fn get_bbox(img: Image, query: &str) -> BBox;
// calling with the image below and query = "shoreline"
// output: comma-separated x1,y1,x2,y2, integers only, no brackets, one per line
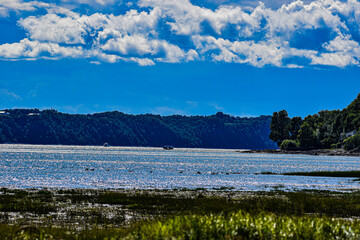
4,143,359,156
238,148,360,156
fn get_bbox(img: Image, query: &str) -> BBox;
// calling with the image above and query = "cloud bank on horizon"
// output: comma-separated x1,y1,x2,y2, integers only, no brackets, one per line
0,0,360,67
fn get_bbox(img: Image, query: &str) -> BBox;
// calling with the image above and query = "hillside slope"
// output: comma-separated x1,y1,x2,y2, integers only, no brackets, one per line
0,110,277,149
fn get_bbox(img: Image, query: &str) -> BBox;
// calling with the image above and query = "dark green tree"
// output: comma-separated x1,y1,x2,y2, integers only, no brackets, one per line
289,117,303,139
297,122,317,149
269,110,291,146
343,133,360,150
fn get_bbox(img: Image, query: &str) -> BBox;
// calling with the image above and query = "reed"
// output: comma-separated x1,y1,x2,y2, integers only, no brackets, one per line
128,211,360,240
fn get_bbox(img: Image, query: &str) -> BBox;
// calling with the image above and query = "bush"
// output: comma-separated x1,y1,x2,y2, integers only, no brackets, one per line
280,139,299,151
343,134,360,151
330,143,342,149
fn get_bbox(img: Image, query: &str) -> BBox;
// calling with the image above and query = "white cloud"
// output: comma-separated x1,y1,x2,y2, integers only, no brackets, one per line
20,14,86,44
151,106,187,115
0,38,85,59
192,35,287,67
311,52,357,67
185,49,199,61
59,0,118,6
139,0,261,37
0,0,360,67
129,57,155,66
0,8,7,17
0,89,22,101
0,0,49,17
323,35,360,58
101,34,187,62
209,102,224,112
311,36,360,67
101,35,153,55
0,0,37,12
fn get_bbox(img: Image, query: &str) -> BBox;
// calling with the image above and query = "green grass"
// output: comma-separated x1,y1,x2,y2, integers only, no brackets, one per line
92,190,360,217
0,224,127,240
0,189,56,214
128,211,360,240
1,211,359,240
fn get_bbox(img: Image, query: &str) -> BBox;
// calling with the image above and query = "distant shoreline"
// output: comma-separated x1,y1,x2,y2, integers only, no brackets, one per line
1,143,359,156
237,149,360,157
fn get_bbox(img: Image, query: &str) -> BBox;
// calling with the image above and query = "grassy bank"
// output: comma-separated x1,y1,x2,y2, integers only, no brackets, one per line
0,188,360,239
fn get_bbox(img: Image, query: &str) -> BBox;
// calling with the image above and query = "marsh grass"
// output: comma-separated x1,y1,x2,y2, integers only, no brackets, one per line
0,189,360,239
1,211,359,240
0,224,127,240
0,189,56,214
128,211,360,240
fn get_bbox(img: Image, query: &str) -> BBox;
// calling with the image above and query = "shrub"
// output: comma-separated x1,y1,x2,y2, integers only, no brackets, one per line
280,139,299,151
330,143,342,149
343,133,360,151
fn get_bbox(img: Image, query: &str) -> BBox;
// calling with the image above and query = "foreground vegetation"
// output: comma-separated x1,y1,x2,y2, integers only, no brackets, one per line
2,211,360,240
0,188,360,239
129,211,360,240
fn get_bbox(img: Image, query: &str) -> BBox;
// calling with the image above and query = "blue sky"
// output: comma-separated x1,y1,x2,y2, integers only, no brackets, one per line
0,0,360,117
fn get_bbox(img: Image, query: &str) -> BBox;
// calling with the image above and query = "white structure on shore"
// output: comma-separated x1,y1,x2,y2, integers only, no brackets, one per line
0,111,9,116
28,113,40,116
340,130,357,140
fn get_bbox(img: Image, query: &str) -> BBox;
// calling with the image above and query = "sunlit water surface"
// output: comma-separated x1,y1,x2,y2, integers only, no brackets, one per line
0,144,359,192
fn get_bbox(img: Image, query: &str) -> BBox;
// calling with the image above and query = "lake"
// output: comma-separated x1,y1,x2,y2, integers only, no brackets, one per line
0,144,359,191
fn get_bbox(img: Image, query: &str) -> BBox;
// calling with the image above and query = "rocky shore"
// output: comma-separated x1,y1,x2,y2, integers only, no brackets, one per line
237,148,360,156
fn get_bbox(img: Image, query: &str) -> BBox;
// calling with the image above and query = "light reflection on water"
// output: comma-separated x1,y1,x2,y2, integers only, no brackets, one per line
0,144,359,191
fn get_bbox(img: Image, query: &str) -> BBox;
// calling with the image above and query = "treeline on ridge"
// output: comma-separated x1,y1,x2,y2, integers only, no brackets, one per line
269,93,360,151
0,110,276,149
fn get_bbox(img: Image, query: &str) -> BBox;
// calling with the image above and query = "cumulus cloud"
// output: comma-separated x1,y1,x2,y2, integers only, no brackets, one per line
192,35,287,66
139,0,262,36
0,38,85,59
20,14,86,44
60,0,118,5
0,0,38,16
0,0,51,17
0,0,360,67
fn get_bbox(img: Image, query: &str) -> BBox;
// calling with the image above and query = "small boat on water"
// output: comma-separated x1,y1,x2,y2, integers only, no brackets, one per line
163,145,174,150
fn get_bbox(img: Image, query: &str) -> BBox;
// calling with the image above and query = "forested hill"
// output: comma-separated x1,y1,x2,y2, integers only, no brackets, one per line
0,110,277,149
